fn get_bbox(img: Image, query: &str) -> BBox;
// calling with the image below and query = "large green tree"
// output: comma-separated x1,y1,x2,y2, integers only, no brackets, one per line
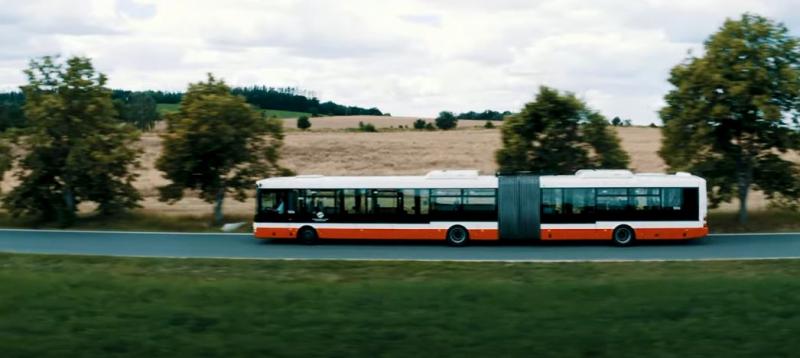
115,92,160,131
3,56,142,224
659,14,800,224
496,86,630,174
157,74,291,224
0,137,10,192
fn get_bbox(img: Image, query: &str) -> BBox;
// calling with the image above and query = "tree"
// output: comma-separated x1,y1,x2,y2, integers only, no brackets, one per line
622,119,632,127
156,74,291,224
116,92,160,131
413,119,426,130
659,13,800,224
0,137,10,193
611,116,622,126
297,115,311,130
435,111,457,130
496,86,630,174
3,56,142,224
357,121,377,132
582,113,631,168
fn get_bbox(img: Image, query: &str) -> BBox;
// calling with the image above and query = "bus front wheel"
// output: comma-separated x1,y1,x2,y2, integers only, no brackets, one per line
297,227,318,245
446,226,469,247
612,226,635,246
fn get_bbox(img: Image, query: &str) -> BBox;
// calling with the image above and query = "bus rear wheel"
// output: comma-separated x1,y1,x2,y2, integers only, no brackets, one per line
446,226,469,247
612,226,635,246
297,227,318,245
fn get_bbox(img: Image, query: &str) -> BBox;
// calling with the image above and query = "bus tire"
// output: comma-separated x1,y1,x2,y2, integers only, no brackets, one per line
612,225,635,246
297,226,318,245
446,226,469,247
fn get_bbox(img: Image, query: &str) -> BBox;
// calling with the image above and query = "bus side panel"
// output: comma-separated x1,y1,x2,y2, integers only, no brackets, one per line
635,227,708,240
254,227,296,239
541,229,612,240
317,227,499,240
539,226,707,241
254,224,500,241
317,228,444,240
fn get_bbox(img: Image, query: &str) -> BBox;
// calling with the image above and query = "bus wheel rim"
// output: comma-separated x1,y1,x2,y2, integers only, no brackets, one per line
450,229,466,243
615,229,631,243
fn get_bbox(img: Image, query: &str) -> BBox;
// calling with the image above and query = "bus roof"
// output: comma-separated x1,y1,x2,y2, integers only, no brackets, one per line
256,170,705,189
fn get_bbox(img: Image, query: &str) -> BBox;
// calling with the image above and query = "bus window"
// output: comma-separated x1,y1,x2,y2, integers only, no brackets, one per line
541,189,563,214
401,189,416,215
418,189,430,215
369,190,399,215
629,188,661,211
432,189,461,212
343,189,364,215
259,190,277,213
663,188,683,210
308,190,338,217
563,188,595,215
463,189,495,212
259,190,292,214
597,188,627,211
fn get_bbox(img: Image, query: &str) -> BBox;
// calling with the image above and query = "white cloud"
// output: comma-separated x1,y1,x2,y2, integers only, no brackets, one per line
0,0,798,123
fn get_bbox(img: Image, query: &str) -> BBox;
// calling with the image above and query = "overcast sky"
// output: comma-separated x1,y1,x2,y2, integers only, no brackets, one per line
1,0,799,124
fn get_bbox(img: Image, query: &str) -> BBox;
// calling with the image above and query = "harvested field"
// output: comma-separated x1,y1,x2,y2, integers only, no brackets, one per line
0,124,790,217
281,115,487,130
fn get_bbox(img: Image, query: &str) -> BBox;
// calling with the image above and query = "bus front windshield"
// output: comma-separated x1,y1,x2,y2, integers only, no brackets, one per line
259,190,288,215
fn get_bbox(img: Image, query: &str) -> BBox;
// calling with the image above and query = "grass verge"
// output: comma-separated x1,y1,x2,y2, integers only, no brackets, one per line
709,209,800,233
0,211,252,233
1,253,799,357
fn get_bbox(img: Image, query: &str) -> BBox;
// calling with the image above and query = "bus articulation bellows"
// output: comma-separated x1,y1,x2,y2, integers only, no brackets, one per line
254,170,708,246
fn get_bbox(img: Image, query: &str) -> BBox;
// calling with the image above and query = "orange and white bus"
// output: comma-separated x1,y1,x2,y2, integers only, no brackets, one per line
253,169,708,246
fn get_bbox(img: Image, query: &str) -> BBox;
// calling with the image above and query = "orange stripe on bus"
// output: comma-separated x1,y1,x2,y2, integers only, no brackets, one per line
255,226,707,241
255,227,500,240
634,227,708,240
540,227,707,240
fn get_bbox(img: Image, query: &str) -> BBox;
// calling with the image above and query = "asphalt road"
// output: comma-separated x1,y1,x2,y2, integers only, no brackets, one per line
0,229,799,262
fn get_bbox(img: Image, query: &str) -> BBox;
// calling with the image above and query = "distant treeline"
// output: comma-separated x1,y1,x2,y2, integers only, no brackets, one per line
455,110,512,121
0,86,385,131
232,86,383,116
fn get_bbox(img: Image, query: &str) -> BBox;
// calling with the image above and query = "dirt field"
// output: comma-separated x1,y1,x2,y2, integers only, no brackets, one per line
0,116,787,216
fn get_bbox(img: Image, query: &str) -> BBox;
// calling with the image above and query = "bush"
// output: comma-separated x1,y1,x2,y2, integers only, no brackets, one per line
484,121,495,129
297,115,311,130
435,111,457,130
358,121,377,132
649,123,658,128
425,122,435,130
413,119,427,130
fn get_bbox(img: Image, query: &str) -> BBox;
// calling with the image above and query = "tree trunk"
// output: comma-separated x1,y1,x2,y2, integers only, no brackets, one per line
737,178,749,225
735,150,752,225
213,187,225,225
60,187,76,227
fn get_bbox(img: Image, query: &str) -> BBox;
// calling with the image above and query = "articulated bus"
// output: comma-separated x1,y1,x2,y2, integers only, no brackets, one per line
253,169,708,246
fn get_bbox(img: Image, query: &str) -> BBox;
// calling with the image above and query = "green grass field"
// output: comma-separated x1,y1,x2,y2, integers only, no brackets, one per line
156,103,310,118
155,102,180,114
1,254,799,357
